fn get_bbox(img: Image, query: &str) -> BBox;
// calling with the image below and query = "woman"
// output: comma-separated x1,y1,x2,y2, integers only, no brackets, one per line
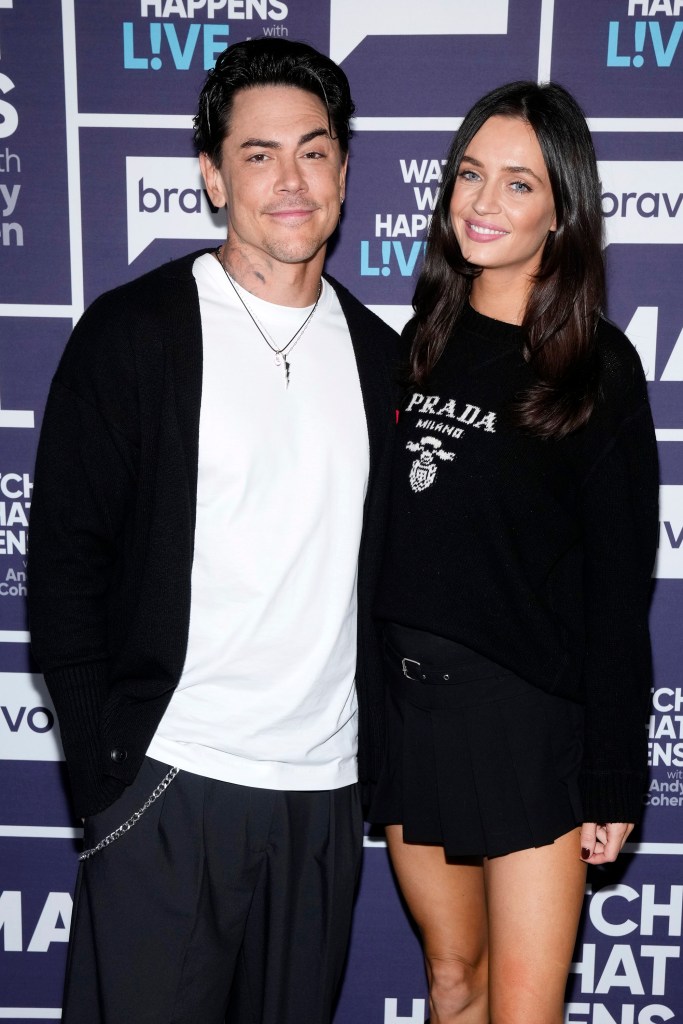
371,81,659,1024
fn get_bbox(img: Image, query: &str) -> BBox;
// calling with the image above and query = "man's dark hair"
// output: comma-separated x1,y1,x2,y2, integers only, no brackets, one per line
194,38,355,166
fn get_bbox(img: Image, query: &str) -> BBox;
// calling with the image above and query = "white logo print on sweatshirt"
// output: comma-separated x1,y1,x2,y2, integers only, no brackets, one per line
406,436,456,493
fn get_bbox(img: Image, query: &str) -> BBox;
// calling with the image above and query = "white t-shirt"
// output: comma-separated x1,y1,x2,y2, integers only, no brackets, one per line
147,253,369,790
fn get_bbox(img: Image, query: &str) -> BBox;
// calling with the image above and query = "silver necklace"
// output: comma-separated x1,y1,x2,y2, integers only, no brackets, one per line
215,248,322,389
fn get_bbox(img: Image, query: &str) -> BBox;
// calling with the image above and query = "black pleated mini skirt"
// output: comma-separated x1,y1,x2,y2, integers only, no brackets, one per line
369,623,584,859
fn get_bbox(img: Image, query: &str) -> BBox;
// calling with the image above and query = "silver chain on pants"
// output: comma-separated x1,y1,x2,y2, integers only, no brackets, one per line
79,765,180,861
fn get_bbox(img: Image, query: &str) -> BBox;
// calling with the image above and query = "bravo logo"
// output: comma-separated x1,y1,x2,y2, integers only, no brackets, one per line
126,156,224,262
0,672,64,760
598,162,683,246
655,487,683,579
329,0,508,64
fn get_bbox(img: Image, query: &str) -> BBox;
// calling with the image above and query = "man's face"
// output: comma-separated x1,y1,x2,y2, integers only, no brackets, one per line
200,84,347,272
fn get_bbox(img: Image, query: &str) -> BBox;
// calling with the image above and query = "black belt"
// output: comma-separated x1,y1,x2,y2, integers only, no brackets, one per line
383,634,510,685
383,637,459,683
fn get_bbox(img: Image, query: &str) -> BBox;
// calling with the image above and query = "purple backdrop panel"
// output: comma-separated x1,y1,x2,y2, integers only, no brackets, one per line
591,132,683,434
327,130,453,306
605,245,683,432
79,126,226,302
552,0,683,117
0,642,34,674
334,839,427,1024
74,0,330,115
0,838,77,1020
658,442,683,489
0,1,70,305
646,580,683,843
0,319,67,431
0,762,74,828
593,124,683,163
338,0,543,117
566,854,683,1021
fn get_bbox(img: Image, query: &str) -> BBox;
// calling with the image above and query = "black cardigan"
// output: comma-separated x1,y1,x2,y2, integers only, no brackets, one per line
28,251,398,818
376,304,659,824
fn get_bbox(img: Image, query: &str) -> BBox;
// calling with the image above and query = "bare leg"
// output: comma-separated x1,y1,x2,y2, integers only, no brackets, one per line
385,825,488,1024
485,827,586,1024
386,825,586,1024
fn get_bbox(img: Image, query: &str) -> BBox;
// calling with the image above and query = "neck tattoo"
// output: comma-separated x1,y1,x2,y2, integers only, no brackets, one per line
214,247,322,389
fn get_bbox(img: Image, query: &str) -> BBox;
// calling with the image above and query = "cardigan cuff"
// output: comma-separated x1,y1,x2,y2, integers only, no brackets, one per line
579,769,647,825
43,660,115,817
43,660,109,750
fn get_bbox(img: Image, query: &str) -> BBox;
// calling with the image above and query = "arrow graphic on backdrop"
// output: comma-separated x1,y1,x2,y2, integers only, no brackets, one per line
329,0,509,65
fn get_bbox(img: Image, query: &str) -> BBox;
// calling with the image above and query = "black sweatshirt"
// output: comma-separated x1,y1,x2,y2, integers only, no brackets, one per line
376,304,659,824
28,251,398,818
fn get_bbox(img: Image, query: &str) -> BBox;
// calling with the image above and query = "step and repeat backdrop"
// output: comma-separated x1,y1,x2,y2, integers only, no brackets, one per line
1,1,683,1021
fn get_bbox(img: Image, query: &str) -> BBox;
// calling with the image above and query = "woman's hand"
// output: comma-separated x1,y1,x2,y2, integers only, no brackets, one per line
580,822,634,864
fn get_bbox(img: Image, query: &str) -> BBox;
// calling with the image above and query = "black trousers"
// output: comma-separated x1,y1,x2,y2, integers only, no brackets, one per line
63,758,362,1024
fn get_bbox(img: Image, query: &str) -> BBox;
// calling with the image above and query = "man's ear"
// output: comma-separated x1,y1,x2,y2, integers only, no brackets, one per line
199,152,227,209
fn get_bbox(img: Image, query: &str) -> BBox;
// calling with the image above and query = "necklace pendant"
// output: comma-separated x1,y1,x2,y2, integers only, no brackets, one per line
215,254,319,390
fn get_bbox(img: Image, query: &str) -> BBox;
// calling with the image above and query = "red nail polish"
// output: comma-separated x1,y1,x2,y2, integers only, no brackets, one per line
581,847,590,859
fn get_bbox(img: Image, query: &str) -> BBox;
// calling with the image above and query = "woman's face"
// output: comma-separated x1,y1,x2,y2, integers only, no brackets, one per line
449,115,557,282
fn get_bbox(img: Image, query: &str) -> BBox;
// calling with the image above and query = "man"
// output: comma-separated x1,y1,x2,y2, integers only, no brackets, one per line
28,38,397,1024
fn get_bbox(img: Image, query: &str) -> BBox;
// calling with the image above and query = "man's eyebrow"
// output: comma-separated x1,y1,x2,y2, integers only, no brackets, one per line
298,128,331,146
239,128,331,151
240,138,279,150
460,153,544,183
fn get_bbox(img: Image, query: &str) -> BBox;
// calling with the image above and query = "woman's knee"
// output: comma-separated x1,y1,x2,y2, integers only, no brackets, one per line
426,949,487,1017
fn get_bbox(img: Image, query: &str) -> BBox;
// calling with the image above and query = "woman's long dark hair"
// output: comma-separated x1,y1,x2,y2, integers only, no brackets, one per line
411,81,605,438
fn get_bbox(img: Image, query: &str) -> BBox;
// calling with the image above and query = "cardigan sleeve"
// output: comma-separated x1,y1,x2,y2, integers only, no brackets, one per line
28,306,141,812
577,399,659,823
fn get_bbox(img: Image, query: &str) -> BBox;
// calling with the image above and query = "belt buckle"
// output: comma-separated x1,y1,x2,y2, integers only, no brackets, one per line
401,657,422,681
